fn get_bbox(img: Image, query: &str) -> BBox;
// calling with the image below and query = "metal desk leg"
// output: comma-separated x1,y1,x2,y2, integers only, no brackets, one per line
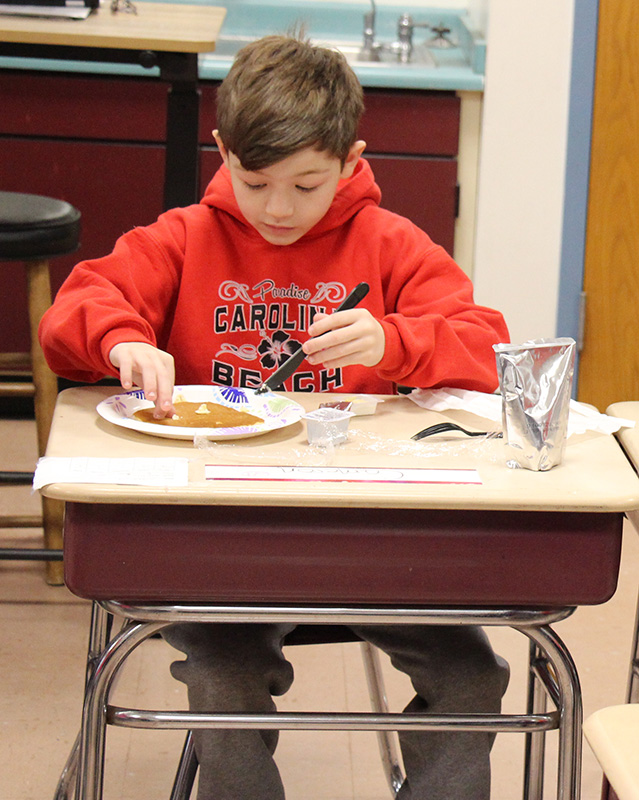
524,641,548,800
76,612,166,800
525,624,583,800
160,53,201,210
55,603,114,800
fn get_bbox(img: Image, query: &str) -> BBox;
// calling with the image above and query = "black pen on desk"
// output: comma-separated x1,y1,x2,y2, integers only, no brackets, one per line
255,282,370,394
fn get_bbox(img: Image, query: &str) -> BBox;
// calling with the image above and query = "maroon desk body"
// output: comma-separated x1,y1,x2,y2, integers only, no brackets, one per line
64,502,623,606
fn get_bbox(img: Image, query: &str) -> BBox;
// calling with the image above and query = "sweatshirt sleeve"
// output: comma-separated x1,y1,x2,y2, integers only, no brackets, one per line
373,221,509,393
39,216,184,384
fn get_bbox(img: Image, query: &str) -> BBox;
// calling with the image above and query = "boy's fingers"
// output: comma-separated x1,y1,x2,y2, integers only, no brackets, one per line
155,362,176,416
140,370,158,404
308,309,354,338
304,313,361,356
306,339,361,366
109,343,175,415
117,356,133,391
304,314,385,369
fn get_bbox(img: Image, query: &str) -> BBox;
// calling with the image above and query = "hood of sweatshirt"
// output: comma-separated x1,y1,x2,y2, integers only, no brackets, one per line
200,157,382,241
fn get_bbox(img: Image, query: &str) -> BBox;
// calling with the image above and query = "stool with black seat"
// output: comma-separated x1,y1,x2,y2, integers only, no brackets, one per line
0,191,81,583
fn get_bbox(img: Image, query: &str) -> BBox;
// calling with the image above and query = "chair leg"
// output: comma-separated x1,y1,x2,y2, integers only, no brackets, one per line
359,641,405,797
170,731,198,800
53,731,80,800
25,257,64,584
625,583,639,703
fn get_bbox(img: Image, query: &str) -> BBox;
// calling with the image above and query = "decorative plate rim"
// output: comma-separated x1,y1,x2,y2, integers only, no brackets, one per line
97,385,305,440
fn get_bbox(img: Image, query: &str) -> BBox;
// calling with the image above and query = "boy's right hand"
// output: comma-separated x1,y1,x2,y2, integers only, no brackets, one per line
109,342,176,418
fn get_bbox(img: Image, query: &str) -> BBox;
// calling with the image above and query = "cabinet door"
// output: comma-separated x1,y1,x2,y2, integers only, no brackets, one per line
0,138,165,353
0,71,167,141
360,90,460,156
366,156,457,253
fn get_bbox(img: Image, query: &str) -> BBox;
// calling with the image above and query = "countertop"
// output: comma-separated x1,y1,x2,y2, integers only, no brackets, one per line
0,0,486,91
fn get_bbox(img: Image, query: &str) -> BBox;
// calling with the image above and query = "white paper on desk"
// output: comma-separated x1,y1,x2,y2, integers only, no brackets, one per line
409,389,636,437
33,457,190,490
205,465,482,485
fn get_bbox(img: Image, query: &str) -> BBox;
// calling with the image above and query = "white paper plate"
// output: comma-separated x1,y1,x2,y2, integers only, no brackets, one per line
97,385,305,440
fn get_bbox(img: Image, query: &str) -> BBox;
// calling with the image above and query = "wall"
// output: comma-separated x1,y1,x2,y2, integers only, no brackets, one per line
472,0,576,344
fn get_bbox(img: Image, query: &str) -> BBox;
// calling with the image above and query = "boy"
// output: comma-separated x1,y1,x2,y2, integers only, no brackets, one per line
40,35,510,800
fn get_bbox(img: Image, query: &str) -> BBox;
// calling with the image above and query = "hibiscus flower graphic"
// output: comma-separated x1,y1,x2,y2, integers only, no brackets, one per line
258,330,303,370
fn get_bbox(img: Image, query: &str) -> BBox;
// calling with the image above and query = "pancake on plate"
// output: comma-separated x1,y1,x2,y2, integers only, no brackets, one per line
134,401,263,428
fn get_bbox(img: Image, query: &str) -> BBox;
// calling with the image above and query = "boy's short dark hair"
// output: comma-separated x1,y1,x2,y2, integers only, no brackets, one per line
216,35,365,170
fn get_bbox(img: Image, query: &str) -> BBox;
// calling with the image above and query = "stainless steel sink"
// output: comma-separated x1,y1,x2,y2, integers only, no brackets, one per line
204,33,436,69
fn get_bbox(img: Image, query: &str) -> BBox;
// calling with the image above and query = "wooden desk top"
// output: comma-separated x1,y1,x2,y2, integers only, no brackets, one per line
0,2,226,53
39,386,639,512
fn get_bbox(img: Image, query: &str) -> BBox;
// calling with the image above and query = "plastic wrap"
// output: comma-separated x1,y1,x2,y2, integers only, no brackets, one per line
194,427,504,467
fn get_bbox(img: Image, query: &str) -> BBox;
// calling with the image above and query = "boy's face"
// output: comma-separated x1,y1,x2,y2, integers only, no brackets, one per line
214,132,366,246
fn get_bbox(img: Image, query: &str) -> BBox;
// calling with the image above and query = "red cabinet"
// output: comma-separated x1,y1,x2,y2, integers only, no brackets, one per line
0,71,460,352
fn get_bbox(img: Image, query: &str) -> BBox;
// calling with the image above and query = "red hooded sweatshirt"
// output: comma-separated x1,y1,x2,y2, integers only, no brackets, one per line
39,158,508,394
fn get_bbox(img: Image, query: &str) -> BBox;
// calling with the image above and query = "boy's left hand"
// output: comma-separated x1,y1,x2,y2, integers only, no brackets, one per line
303,309,385,370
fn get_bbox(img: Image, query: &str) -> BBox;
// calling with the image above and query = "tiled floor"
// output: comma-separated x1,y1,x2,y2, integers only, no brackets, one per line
2,416,638,800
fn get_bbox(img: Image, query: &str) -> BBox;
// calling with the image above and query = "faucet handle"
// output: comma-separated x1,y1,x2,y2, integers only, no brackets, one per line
428,23,455,48
398,12,430,31
397,13,430,45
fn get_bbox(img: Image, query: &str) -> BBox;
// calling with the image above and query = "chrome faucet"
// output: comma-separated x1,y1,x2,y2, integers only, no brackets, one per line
396,13,430,64
359,0,382,61
359,0,432,64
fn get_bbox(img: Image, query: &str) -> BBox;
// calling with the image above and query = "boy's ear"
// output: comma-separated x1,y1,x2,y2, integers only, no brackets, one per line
212,130,229,164
340,140,367,179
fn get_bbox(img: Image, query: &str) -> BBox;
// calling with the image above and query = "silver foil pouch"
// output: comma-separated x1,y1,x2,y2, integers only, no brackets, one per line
493,338,576,471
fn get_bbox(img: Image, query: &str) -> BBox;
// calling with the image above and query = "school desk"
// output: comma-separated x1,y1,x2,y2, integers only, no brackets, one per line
39,387,639,800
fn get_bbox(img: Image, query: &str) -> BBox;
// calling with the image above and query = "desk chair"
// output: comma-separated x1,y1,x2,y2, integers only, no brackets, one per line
583,510,639,800
584,705,638,800
620,510,639,707
0,191,80,582
53,502,625,800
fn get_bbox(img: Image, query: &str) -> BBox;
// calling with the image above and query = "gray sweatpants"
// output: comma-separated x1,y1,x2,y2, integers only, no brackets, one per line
162,623,509,800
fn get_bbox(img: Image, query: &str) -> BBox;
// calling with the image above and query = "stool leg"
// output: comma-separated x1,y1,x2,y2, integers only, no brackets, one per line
25,258,64,584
